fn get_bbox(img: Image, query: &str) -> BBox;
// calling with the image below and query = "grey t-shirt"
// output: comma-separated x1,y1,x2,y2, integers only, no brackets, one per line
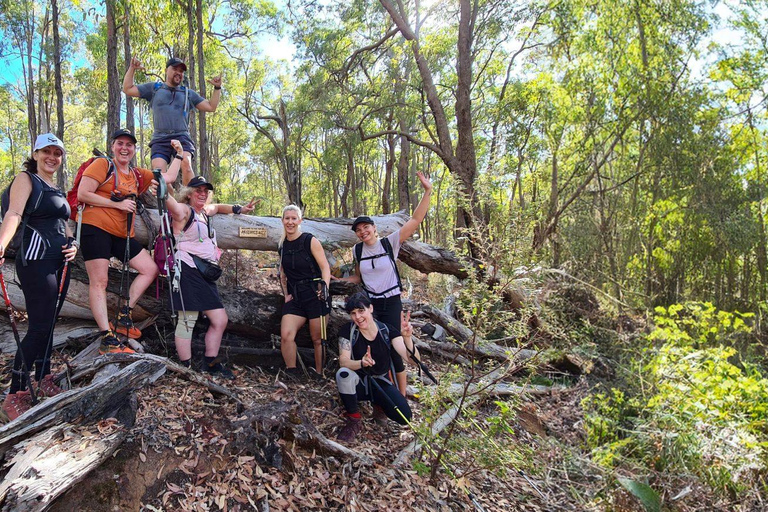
357,229,402,298
137,82,204,139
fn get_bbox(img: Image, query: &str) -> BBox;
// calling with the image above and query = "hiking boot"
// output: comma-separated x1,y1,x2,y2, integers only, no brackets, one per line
202,359,235,380
112,306,142,339
2,390,32,421
337,416,362,443
281,367,303,382
98,330,135,355
307,368,326,382
37,374,63,398
372,404,388,426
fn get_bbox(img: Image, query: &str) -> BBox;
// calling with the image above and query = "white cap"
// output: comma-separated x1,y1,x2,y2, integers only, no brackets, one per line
33,133,66,154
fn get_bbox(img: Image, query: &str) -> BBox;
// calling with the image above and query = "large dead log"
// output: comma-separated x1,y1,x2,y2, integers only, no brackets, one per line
0,360,165,458
129,210,465,277
0,416,131,511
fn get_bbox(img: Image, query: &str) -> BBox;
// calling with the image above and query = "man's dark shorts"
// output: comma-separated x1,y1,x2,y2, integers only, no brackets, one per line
80,224,144,262
150,132,196,163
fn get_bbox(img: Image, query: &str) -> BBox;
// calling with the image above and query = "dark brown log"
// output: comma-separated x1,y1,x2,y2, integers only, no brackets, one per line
232,401,372,466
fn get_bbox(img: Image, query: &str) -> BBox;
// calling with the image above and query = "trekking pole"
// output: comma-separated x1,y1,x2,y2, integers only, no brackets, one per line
0,270,38,405
365,372,486,512
111,194,137,332
153,169,188,329
317,280,329,374
40,260,69,388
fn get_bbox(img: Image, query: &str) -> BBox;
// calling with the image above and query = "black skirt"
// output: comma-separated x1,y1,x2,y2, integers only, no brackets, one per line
171,261,224,312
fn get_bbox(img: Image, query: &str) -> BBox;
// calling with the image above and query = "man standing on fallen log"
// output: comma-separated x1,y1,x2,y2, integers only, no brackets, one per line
122,56,222,185
335,293,420,442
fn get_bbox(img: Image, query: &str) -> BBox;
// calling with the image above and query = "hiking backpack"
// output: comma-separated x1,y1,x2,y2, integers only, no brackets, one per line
153,205,198,278
353,237,402,297
0,171,46,265
66,152,144,221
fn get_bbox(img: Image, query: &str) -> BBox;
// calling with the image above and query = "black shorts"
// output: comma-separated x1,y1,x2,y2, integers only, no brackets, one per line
282,294,330,320
150,133,196,163
80,224,144,262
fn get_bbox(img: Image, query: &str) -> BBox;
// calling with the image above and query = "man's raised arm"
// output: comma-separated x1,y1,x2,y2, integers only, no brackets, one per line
122,57,143,97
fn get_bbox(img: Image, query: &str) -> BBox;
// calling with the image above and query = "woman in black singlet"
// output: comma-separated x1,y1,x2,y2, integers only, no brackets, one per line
0,134,78,421
278,205,331,379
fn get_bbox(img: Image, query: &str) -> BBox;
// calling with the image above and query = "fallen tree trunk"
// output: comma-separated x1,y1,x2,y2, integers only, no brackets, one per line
0,415,131,511
421,304,536,363
130,210,465,277
0,360,165,458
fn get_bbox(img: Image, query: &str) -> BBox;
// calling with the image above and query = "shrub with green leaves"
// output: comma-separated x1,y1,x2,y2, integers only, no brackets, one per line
583,302,768,494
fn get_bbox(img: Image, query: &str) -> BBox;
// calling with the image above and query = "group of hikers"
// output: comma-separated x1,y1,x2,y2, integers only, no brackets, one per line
0,57,433,443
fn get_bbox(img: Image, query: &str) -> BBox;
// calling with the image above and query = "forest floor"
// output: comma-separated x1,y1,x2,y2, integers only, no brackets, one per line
0,258,760,511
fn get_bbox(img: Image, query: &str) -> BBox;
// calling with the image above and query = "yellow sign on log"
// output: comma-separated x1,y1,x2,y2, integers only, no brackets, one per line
239,227,267,238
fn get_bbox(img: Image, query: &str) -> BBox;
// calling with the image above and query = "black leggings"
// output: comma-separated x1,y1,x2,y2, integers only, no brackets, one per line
10,258,70,393
370,294,402,331
336,368,412,425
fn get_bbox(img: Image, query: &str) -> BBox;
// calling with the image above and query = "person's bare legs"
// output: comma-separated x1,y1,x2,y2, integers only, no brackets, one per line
127,249,159,308
280,314,307,368
203,308,228,358
308,316,325,373
84,258,111,331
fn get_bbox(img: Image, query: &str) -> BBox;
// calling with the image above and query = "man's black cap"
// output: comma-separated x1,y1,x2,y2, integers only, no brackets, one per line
351,215,374,231
166,57,187,71
187,176,214,191
112,129,137,144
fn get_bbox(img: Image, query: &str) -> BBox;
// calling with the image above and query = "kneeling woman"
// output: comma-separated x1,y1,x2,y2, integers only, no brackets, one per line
164,149,254,378
278,205,331,378
335,292,420,442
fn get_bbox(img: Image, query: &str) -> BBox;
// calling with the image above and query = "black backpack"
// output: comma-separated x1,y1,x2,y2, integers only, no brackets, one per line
353,236,402,297
1,171,46,265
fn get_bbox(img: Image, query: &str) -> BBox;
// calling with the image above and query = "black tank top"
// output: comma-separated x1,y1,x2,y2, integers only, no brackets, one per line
22,175,69,261
280,233,320,288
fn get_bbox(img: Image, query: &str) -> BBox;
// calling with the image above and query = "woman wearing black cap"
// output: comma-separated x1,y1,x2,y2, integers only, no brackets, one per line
163,140,255,378
0,134,78,420
336,172,432,332
334,292,420,443
77,129,170,354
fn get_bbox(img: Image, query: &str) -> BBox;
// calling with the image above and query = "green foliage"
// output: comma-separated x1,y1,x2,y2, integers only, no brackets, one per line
583,302,768,495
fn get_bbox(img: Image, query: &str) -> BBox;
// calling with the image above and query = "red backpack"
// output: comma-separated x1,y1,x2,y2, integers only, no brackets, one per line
67,152,144,220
